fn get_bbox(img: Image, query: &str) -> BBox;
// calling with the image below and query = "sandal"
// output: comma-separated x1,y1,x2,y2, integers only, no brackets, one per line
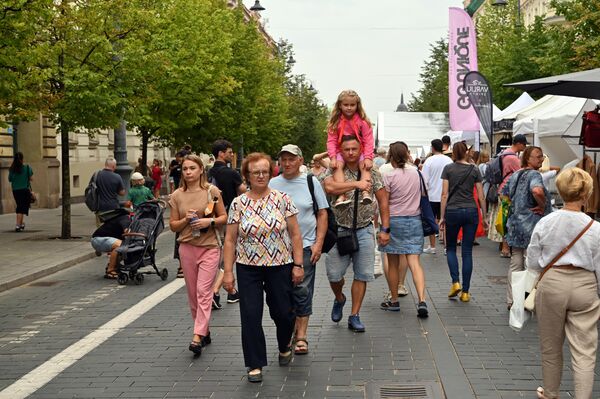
278,346,293,366
247,368,262,383
294,338,309,355
536,387,548,399
189,340,202,356
104,270,118,279
500,252,511,258
177,266,184,278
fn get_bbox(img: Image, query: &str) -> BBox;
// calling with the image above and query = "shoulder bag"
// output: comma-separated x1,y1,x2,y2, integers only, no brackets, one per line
307,174,337,253
417,170,438,237
524,219,594,312
447,164,475,203
336,185,360,257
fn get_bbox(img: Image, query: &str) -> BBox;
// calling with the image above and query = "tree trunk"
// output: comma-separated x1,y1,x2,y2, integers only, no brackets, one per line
60,122,71,239
141,128,149,176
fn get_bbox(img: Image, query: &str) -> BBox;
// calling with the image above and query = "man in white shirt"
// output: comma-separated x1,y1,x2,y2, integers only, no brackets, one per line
421,139,453,253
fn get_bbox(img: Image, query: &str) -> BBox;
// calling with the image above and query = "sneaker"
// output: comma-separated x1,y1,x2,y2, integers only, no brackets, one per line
459,292,471,302
360,191,372,205
417,302,429,318
212,294,222,310
398,284,408,297
333,197,351,208
448,282,462,298
348,314,365,332
331,294,346,322
423,247,436,254
19,224,25,231
444,248,447,256
380,300,400,312
14,225,21,232
227,290,240,303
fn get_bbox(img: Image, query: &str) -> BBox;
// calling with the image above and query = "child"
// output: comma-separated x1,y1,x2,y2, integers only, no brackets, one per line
127,172,155,208
327,90,374,206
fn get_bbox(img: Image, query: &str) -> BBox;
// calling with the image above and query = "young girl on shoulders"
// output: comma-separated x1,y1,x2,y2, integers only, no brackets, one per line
326,90,374,207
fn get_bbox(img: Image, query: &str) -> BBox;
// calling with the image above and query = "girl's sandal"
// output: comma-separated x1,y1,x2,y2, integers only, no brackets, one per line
104,270,118,279
294,338,309,355
536,387,547,399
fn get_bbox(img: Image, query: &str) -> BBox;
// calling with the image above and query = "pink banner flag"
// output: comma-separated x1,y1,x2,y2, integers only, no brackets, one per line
448,7,479,131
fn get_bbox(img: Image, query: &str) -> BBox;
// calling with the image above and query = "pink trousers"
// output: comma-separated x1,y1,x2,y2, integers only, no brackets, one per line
178,243,220,336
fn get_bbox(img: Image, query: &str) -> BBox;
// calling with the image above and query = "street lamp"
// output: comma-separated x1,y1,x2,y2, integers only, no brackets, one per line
250,1,265,11
491,0,521,25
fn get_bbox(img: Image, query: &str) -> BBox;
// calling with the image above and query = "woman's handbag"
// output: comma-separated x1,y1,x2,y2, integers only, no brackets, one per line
336,188,360,256
495,197,510,236
417,170,439,237
523,219,594,312
29,189,37,204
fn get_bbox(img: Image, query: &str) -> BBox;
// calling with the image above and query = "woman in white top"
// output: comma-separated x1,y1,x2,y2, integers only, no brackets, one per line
526,168,600,399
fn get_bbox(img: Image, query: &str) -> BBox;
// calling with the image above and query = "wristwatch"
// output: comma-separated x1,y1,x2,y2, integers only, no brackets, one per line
293,263,304,269
380,226,391,234
210,217,215,227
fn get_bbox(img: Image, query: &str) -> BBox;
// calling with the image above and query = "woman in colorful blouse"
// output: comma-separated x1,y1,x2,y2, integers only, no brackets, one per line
223,152,304,383
169,154,227,356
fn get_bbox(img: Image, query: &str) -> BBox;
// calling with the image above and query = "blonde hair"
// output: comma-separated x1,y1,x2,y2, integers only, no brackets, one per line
556,168,593,203
180,154,208,191
478,150,490,164
327,90,371,133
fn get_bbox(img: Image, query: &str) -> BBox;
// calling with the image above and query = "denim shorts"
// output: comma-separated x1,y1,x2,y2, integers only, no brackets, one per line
326,224,375,283
91,236,119,253
293,247,317,317
379,215,423,255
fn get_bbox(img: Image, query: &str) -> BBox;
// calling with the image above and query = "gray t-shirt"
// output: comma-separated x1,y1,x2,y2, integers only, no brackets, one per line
441,163,481,210
96,169,125,212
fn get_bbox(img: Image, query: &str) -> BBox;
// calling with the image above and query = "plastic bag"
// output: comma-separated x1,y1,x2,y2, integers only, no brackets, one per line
509,270,532,331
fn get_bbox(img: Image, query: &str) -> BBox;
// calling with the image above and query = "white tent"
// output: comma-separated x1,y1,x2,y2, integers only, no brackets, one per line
493,92,535,121
512,95,599,167
376,112,450,156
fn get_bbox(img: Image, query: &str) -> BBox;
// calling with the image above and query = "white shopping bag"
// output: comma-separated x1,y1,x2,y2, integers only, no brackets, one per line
509,270,537,331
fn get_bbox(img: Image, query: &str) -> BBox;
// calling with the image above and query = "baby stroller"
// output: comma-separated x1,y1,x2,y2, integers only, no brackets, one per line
116,200,168,285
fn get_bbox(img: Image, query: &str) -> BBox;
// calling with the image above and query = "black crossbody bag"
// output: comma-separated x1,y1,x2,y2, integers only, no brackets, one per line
336,186,360,256
307,174,337,253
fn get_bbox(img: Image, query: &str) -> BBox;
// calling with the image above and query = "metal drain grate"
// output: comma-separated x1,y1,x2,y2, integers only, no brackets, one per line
366,381,442,399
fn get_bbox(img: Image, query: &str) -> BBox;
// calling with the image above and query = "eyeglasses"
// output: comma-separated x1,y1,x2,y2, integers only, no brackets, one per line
250,170,269,177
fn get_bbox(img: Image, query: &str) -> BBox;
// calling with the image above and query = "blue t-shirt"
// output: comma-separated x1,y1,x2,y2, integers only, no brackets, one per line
269,173,329,248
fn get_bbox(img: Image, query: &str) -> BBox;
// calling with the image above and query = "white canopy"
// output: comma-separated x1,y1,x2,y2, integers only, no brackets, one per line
376,112,450,156
493,92,535,121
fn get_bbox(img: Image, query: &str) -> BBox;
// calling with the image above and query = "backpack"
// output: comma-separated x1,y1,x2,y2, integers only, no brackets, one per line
486,154,506,185
307,174,337,253
85,171,100,212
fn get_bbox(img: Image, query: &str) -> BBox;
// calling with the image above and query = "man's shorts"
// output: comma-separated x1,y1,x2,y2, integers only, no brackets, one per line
326,224,375,283
91,237,119,253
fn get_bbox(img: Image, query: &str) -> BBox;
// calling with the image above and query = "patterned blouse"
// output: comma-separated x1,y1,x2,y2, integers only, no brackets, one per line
504,169,552,248
227,189,298,266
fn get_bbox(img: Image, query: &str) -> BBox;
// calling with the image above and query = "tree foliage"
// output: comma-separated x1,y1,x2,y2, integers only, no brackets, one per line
408,38,449,112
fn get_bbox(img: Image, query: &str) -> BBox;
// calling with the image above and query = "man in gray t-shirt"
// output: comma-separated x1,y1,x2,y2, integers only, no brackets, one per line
95,157,125,213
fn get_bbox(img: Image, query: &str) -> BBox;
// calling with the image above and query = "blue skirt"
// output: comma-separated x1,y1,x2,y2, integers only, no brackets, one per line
379,215,423,255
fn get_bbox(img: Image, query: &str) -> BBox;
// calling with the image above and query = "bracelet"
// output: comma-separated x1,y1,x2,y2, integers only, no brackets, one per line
293,263,304,269
380,226,390,234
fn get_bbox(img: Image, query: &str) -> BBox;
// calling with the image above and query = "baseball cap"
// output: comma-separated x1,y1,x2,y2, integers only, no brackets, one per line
512,134,529,145
277,144,303,158
131,172,144,180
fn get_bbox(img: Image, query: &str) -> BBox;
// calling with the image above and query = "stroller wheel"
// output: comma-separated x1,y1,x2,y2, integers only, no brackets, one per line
160,268,169,281
117,273,128,285
134,274,144,285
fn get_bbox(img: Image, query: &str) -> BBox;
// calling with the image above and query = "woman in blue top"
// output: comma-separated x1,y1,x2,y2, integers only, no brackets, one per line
504,146,551,309
8,152,33,232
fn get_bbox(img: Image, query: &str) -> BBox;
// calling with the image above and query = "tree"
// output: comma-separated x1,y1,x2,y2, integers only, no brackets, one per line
408,38,449,112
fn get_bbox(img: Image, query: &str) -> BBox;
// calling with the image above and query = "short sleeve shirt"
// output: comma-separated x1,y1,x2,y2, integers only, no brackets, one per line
323,167,384,229
8,165,33,190
384,165,421,217
227,189,298,266
441,163,482,210
269,174,329,248
505,169,552,248
127,185,154,207
209,161,243,210
96,169,125,212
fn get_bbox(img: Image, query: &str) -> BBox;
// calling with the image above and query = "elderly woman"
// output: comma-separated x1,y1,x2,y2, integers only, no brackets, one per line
378,141,428,318
504,146,552,310
440,142,488,302
169,154,227,356
527,168,600,399
222,152,304,383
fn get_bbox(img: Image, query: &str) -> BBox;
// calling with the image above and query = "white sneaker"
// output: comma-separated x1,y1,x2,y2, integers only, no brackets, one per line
398,284,408,297
423,247,437,254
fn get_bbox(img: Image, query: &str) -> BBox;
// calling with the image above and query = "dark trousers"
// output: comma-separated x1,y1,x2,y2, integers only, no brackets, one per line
445,207,478,292
237,263,295,369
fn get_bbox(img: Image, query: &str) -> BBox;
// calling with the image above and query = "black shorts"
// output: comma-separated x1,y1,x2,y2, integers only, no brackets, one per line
430,201,441,220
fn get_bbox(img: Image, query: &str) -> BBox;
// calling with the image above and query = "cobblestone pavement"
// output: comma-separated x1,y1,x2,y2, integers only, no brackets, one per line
0,205,598,398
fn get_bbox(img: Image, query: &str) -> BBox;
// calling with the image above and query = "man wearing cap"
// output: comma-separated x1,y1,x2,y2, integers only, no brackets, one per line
269,144,329,355
497,134,528,258
322,135,390,333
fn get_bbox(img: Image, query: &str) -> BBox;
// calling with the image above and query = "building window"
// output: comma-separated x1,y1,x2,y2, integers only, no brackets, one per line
73,175,79,188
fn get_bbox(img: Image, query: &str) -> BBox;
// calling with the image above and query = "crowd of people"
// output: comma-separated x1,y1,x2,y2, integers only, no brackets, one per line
31,87,594,396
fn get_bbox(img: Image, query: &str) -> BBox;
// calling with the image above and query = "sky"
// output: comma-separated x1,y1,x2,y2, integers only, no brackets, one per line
242,0,466,120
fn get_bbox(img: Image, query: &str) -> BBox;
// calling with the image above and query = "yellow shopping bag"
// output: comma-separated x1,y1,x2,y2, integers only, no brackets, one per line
495,197,510,236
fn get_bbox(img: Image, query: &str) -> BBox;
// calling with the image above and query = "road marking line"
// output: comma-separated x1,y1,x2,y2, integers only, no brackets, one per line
0,278,185,399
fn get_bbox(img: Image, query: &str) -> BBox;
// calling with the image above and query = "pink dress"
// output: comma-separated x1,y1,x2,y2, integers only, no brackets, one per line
327,113,374,162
